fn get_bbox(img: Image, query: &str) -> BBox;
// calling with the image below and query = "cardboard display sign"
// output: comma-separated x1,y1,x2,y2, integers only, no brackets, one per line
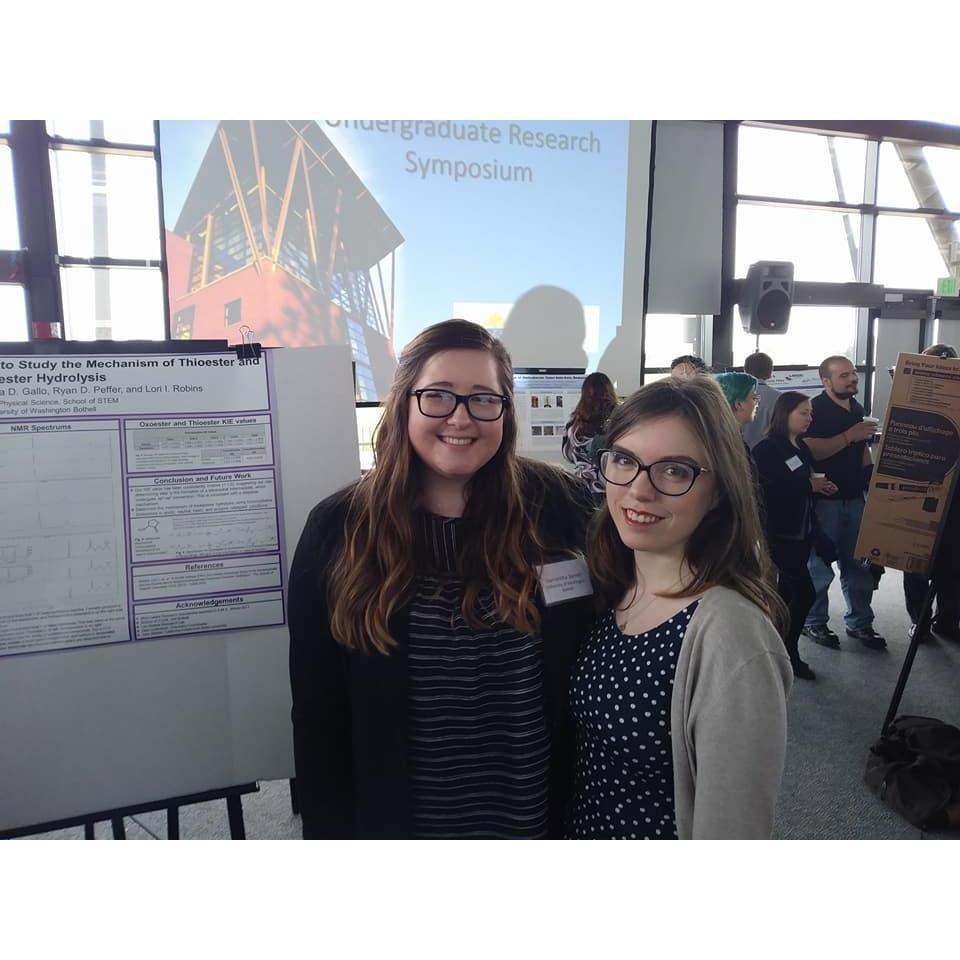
855,352,960,575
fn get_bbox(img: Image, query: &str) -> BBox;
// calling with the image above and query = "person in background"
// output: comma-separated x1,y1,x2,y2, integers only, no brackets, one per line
715,371,760,432
742,352,780,450
753,392,838,680
715,371,760,488
903,343,960,642
570,376,791,839
288,319,596,839
669,354,708,378
801,356,885,650
562,371,618,497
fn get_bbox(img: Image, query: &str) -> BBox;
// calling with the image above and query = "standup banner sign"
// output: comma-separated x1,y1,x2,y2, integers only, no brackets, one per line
856,352,960,574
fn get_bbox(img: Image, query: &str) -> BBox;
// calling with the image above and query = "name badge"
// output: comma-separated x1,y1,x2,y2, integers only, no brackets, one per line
785,455,803,472
538,557,593,606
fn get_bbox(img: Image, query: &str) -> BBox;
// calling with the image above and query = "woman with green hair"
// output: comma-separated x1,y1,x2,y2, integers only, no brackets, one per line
715,371,760,428
715,371,760,488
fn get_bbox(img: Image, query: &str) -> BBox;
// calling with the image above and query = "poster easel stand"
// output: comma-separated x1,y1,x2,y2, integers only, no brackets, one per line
1,337,268,841
879,485,959,735
0,783,258,840
881,581,938,734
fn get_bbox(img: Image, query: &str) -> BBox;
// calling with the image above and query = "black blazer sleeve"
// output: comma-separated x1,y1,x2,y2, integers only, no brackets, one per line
288,492,355,838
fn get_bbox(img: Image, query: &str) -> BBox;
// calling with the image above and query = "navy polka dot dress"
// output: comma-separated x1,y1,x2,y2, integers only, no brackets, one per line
569,601,699,839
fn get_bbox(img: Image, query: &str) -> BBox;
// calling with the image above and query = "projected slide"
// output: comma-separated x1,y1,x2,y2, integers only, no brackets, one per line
159,120,652,400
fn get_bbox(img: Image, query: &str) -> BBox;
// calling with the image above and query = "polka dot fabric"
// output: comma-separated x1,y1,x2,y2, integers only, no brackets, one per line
569,601,699,839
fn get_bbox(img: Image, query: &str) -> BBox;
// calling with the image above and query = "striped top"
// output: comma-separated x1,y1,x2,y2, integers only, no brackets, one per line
407,511,550,839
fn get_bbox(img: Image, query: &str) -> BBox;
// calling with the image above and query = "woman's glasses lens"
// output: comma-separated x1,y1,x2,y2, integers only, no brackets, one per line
415,389,506,421
598,451,697,495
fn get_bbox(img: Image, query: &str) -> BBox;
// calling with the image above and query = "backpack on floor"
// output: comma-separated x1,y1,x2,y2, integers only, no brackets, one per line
864,715,960,832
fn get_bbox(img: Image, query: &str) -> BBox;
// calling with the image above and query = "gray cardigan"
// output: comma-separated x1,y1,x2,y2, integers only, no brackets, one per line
670,586,793,839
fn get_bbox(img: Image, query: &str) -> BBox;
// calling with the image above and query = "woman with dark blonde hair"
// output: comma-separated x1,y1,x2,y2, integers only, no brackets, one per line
570,376,792,839
288,319,596,838
562,371,618,494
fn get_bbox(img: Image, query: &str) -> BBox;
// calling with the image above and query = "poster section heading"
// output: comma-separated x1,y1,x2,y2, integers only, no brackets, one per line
0,354,268,419
325,120,603,185
0,352,285,656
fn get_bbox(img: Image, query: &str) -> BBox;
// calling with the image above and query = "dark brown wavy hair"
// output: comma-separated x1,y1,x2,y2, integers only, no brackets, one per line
588,376,787,634
566,371,618,438
328,319,543,654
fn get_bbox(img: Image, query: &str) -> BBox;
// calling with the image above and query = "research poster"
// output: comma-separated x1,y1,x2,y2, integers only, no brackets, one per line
0,352,286,656
513,371,585,462
768,369,823,397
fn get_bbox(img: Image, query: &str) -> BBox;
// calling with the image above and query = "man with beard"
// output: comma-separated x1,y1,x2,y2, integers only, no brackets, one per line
800,356,886,651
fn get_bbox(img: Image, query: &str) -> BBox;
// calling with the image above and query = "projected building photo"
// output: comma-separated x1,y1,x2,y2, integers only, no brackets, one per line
164,120,404,399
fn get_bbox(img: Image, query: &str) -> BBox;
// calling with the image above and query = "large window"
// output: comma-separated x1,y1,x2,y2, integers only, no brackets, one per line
738,125,868,205
0,121,166,343
0,284,27,341
0,141,18,248
733,123,960,370
732,306,858,370
872,141,960,291
873,214,957,290
48,122,165,340
644,314,709,371
0,124,25,342
734,125,870,367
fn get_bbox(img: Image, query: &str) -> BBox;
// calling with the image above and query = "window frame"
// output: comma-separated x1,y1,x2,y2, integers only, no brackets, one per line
4,120,169,341
714,120,960,412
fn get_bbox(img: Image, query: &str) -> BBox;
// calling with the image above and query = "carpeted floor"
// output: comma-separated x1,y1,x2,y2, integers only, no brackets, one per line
20,572,960,840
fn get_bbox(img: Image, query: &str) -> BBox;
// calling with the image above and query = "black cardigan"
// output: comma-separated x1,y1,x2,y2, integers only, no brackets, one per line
753,434,815,541
287,460,598,839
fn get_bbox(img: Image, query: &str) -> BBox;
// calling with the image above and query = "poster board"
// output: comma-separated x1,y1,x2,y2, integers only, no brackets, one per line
767,368,823,397
513,369,585,465
855,352,960,574
0,345,359,831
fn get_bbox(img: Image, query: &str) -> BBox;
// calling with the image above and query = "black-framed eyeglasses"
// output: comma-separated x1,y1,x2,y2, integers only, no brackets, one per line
597,448,711,496
409,388,510,422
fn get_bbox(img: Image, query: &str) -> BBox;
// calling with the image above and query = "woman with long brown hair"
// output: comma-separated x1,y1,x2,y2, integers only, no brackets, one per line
288,319,596,838
562,371,618,494
570,376,792,839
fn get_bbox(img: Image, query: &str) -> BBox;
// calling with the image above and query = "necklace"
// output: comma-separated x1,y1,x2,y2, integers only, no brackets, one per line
616,577,684,633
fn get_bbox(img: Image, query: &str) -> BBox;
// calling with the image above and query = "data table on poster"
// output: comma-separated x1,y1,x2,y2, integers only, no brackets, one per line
0,352,286,656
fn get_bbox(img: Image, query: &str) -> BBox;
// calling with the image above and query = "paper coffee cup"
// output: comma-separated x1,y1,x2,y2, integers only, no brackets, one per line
863,417,879,426
812,473,826,480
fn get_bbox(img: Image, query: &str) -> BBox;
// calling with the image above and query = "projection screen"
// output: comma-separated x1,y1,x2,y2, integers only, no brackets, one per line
159,120,654,399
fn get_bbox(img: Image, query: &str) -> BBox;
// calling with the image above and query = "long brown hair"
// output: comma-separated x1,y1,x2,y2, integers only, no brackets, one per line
588,376,787,634
328,319,542,654
567,372,618,437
